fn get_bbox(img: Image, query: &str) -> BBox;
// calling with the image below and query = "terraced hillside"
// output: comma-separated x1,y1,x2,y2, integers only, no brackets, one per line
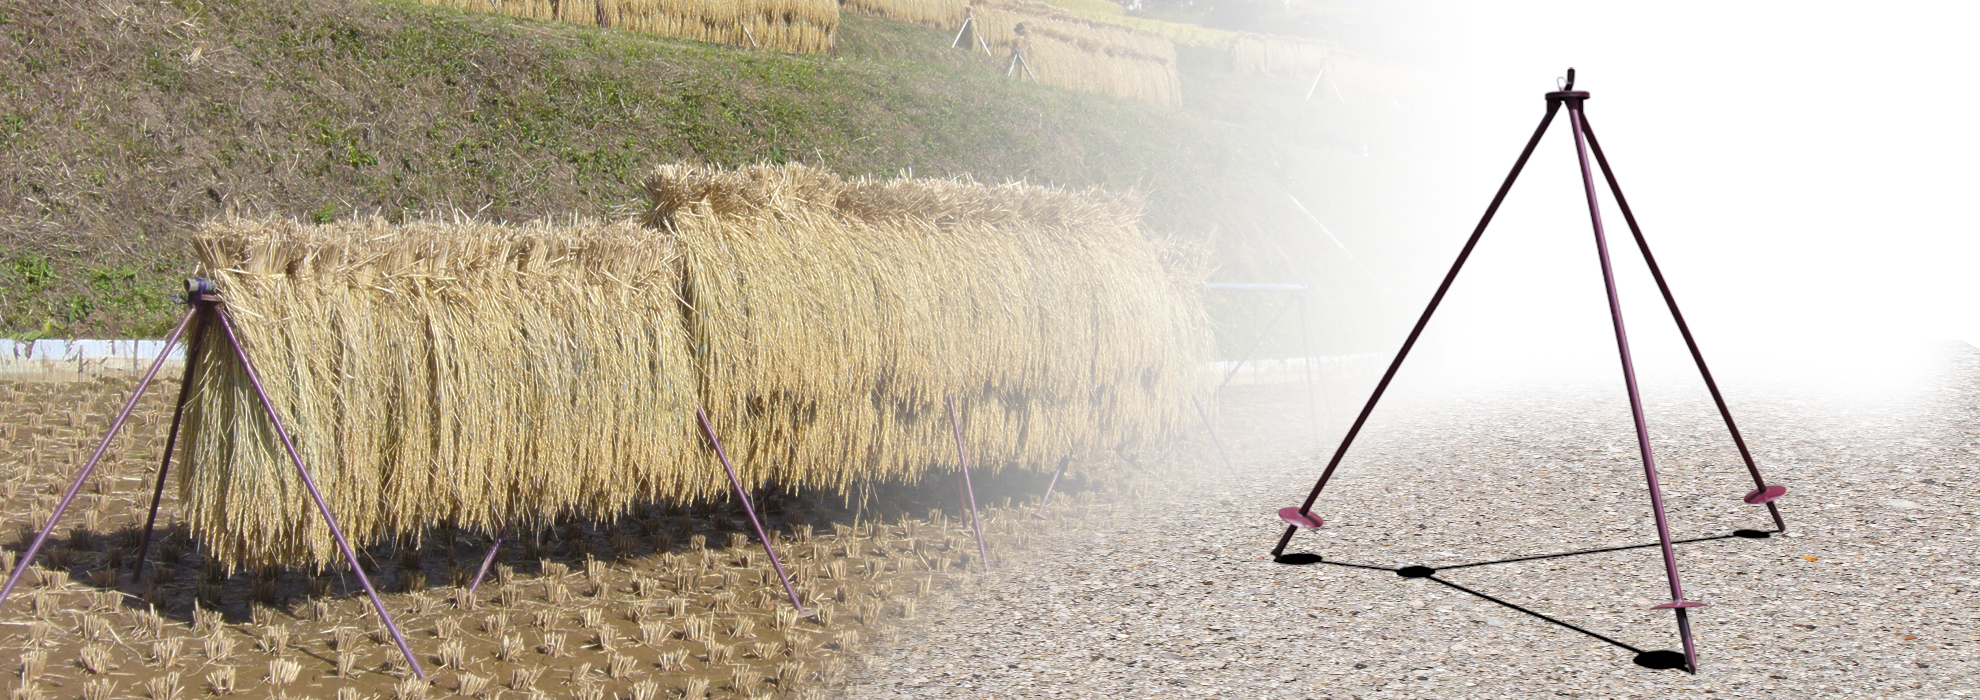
0,0,1406,355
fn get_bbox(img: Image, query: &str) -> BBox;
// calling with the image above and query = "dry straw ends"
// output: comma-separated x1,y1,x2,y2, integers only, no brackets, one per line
648,163,1209,496
415,0,838,54
181,218,713,570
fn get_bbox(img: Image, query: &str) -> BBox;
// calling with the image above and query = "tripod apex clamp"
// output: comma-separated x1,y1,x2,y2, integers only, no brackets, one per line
183,277,216,302
1550,67,1586,102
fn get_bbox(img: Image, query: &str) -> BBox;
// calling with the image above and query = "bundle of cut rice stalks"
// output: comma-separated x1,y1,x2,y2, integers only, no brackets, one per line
648,162,1208,498
177,166,1207,571
181,218,713,570
1013,18,1183,106
421,0,838,54
968,0,1182,106
841,0,968,30
1028,0,1239,49
1230,32,1328,78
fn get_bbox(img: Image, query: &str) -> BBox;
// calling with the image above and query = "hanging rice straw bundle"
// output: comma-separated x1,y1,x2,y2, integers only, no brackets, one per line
419,0,838,54
1013,22,1182,106
1028,0,1239,49
968,0,1181,105
1230,33,1329,78
175,165,1207,571
842,0,968,30
647,163,1208,495
180,218,712,570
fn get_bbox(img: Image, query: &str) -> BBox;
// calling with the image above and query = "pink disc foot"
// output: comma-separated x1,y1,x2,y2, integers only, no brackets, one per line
1652,600,1707,610
1743,484,1787,505
1278,507,1323,529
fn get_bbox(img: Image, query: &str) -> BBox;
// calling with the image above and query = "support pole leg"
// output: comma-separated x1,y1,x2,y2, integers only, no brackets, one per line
696,408,809,615
0,307,194,609
213,306,427,681
947,396,992,571
951,15,972,49
1191,397,1236,475
1272,99,1563,559
133,304,211,581
468,531,505,595
1217,295,1299,394
1579,114,1788,534
1565,97,1699,674
1032,454,1070,518
1294,291,1329,437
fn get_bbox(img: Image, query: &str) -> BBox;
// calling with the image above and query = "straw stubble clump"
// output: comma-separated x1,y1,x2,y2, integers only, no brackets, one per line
179,163,1207,570
181,218,711,569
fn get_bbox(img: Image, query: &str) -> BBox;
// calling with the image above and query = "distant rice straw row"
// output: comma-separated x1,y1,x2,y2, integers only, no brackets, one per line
420,0,837,53
1231,33,1327,77
967,0,1181,105
841,0,968,31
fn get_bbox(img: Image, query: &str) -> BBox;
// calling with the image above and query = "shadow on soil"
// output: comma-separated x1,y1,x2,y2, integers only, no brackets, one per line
10,456,1131,626
1273,529,1783,673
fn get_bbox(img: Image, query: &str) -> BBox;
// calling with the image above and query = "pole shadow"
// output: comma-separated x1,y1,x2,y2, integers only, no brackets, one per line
1273,528,1779,670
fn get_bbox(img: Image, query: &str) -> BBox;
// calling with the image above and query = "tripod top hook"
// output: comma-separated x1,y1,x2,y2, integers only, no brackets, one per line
1547,68,1587,102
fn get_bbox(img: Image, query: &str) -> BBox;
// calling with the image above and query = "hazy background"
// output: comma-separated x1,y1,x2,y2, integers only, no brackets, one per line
1298,1,1980,396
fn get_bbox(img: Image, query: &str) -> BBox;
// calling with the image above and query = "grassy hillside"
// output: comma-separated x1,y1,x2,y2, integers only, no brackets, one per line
0,0,1390,350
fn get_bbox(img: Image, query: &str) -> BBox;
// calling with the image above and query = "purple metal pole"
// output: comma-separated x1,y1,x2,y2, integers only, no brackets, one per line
695,407,809,615
1217,295,1299,393
1271,99,1564,558
212,306,427,681
1578,115,1787,534
1032,454,1071,518
1191,396,1236,474
946,395,992,571
0,309,194,609
133,302,213,581
1563,94,1700,674
467,531,505,595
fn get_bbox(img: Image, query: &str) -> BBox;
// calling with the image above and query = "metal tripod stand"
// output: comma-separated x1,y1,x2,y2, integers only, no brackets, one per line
1267,70,1788,674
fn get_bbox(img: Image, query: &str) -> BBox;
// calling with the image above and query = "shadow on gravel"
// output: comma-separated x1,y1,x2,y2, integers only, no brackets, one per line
1273,529,1782,672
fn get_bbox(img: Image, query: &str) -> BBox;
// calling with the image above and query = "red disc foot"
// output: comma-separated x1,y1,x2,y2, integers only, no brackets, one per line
1278,507,1323,529
1653,600,1707,610
1743,484,1787,505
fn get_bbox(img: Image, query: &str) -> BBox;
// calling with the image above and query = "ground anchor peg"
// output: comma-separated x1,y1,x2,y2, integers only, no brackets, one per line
1743,484,1787,504
1277,507,1324,529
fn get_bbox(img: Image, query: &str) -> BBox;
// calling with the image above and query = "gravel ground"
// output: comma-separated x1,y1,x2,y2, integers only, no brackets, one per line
839,344,1980,699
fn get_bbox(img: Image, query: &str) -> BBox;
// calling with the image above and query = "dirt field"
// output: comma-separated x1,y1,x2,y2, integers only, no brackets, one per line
0,369,1157,700
842,345,1980,699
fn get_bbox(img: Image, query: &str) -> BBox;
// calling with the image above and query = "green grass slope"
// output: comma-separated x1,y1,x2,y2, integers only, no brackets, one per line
0,0,1387,348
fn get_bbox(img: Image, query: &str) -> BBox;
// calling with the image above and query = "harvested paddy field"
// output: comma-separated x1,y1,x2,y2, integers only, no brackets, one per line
0,369,1157,699
843,344,1980,699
